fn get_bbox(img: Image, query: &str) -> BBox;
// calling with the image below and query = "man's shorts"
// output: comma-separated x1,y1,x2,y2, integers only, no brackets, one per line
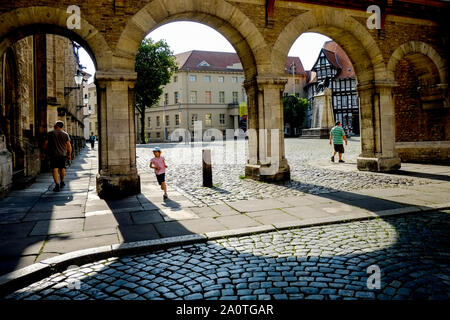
156,173,165,185
50,155,67,169
334,144,345,153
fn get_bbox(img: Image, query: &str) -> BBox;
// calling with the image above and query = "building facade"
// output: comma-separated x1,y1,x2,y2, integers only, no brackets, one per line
0,34,87,197
83,82,98,139
305,41,359,135
138,50,306,142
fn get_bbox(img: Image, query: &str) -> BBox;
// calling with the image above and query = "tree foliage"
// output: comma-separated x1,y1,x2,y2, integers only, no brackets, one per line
134,38,178,143
283,95,309,132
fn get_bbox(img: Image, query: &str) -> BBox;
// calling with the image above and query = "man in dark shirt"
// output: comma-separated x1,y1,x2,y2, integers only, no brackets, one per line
43,121,72,192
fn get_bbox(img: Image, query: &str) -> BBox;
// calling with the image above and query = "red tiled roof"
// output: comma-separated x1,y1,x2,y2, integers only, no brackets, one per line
285,56,306,75
176,50,306,75
176,50,242,72
323,41,355,79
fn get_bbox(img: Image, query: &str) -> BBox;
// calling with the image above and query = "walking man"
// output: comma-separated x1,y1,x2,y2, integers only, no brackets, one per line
330,121,347,163
42,121,72,192
89,132,96,149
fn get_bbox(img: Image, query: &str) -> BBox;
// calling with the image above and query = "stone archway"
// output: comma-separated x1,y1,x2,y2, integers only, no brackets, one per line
0,6,110,70
93,0,291,198
388,41,449,163
387,41,447,85
272,7,401,172
114,0,267,78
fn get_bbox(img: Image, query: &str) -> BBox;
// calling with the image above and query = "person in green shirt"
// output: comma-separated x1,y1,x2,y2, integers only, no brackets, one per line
330,121,348,163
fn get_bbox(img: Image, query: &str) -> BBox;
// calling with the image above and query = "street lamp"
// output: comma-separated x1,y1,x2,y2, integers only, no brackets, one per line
65,70,84,96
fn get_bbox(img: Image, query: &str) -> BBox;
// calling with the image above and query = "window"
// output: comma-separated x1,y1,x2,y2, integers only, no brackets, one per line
189,75,197,82
191,114,198,126
84,94,88,99
342,95,347,107
164,93,169,105
156,116,161,127
205,91,211,104
205,113,212,126
175,114,180,126
352,95,358,106
147,117,151,128
174,92,179,104
165,115,170,126
88,105,92,111
147,132,151,138
156,132,160,138
218,76,224,83
220,114,225,125
204,75,211,82
190,91,197,104
219,91,225,104
232,77,238,83
174,76,178,83
232,91,238,103
295,79,300,84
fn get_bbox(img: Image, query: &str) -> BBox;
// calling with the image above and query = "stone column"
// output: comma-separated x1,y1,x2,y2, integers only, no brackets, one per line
357,81,401,171
95,70,140,199
244,76,290,181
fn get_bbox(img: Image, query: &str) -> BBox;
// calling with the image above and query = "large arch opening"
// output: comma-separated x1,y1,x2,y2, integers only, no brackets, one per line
94,0,279,198
274,7,400,173
0,23,97,192
389,43,450,164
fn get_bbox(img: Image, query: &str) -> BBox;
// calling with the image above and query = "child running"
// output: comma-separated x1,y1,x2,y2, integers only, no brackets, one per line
150,147,168,200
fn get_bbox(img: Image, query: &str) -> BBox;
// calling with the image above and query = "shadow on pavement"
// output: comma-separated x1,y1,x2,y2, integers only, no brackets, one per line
2,210,449,300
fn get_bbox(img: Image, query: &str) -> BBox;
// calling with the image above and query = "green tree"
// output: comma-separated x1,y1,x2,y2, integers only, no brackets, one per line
283,95,309,135
135,38,178,143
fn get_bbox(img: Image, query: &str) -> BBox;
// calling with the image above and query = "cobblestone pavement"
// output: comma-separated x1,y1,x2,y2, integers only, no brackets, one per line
136,138,431,206
5,211,449,300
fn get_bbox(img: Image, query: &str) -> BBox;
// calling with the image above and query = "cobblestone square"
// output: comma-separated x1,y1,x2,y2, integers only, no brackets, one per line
4,211,449,300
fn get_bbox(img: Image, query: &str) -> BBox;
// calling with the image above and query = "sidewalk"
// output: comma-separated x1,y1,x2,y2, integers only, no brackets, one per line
0,146,449,276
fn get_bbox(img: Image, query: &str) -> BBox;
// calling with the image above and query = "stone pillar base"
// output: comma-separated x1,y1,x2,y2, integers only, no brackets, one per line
357,156,401,172
96,173,141,199
245,163,291,182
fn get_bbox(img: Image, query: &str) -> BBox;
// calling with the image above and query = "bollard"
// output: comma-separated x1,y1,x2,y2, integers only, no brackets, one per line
202,149,213,187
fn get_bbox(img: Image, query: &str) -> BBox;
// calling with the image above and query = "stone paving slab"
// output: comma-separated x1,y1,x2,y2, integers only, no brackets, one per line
42,234,119,254
30,219,85,236
281,206,335,219
84,213,132,231
215,214,262,229
251,210,300,225
130,210,165,224
226,199,292,213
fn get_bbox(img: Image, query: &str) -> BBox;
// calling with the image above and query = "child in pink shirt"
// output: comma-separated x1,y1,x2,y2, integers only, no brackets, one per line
150,147,168,199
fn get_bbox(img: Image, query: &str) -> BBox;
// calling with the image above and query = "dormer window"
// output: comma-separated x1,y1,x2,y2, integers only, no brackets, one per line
197,60,210,67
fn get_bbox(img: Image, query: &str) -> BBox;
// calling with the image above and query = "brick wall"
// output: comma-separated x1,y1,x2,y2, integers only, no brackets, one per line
394,59,450,143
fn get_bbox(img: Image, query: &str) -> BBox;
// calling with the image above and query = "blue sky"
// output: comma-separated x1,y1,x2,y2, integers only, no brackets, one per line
79,21,331,82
